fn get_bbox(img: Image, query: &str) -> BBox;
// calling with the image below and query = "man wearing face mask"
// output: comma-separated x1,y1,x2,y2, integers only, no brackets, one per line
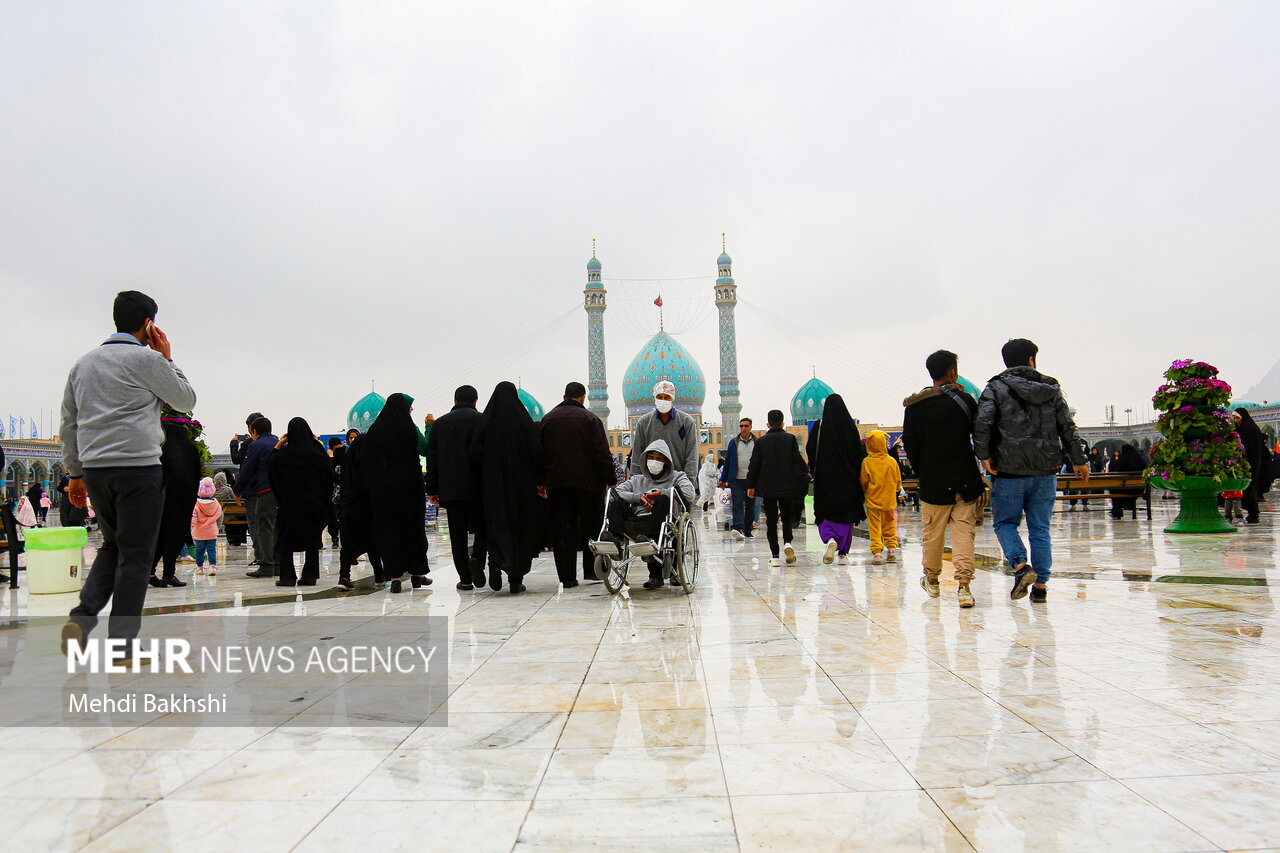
628,381,700,497
603,439,697,589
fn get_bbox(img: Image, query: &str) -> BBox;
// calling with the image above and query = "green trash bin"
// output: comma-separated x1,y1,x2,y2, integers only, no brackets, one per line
24,527,88,594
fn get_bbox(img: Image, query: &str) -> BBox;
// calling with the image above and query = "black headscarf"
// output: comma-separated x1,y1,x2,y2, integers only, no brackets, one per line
361,393,427,574
804,393,867,525
1113,444,1146,474
473,382,543,565
268,417,331,552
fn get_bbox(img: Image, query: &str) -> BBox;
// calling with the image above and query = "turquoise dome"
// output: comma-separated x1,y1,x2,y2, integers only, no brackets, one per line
348,391,386,432
1232,400,1262,409
717,251,732,266
587,256,601,271
518,388,545,422
956,375,981,401
622,330,706,419
791,377,834,425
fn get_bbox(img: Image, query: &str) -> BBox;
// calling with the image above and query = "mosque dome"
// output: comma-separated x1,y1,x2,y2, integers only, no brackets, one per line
717,251,732,267
1232,400,1263,409
587,256,601,271
347,391,386,432
622,330,706,418
518,388,545,422
956,375,981,401
791,376,834,425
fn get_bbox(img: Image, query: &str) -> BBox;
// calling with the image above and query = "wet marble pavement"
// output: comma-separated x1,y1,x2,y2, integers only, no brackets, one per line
4,500,1280,851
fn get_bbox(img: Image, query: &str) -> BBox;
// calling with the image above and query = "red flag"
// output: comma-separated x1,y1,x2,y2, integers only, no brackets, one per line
654,295,663,307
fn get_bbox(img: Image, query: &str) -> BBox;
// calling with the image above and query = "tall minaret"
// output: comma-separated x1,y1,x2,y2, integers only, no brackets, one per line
715,233,742,427
584,239,610,424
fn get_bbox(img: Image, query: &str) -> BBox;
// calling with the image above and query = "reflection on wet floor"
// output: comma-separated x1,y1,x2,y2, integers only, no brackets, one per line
3,501,1280,851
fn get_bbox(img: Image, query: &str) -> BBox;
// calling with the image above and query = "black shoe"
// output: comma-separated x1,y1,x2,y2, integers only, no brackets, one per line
248,560,259,566
163,576,187,588
275,579,297,587
1246,517,1260,524
1010,565,1035,600
411,575,431,588
456,582,474,590
669,577,681,587
390,579,402,593
472,567,488,587
337,579,355,591
148,575,165,588
582,576,601,584
510,581,525,594
489,570,502,591
1030,585,1048,603
642,576,664,590
246,570,274,579
563,580,580,589
298,578,318,586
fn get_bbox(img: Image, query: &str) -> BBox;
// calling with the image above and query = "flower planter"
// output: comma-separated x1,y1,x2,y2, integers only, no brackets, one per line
1148,476,1252,533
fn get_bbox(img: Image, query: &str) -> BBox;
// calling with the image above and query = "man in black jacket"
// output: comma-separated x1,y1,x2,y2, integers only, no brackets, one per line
229,412,263,465
746,410,808,567
974,339,1087,604
903,350,986,609
539,381,617,587
426,386,487,589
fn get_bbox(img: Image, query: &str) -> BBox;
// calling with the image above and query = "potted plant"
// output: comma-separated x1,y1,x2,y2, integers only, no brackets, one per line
1145,359,1251,533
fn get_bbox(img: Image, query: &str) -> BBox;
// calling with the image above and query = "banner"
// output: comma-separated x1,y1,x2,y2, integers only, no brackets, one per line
30,417,38,440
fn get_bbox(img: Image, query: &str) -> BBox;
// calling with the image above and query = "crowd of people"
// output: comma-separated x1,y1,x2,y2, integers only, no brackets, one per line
51,292,1274,659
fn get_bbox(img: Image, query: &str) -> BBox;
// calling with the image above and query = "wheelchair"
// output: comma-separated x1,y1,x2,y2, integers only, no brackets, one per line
588,488,700,594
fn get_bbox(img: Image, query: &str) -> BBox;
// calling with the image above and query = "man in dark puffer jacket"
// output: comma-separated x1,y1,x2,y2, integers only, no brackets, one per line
974,338,1087,605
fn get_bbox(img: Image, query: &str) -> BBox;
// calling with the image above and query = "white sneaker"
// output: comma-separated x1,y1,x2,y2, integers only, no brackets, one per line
768,557,781,567
885,548,898,563
208,566,217,576
731,529,746,540
871,553,885,565
822,541,837,565
837,554,848,566
920,575,940,597
195,566,205,575
784,543,797,565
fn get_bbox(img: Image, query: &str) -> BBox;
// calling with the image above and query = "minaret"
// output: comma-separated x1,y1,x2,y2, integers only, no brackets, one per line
715,233,742,427
584,239,610,424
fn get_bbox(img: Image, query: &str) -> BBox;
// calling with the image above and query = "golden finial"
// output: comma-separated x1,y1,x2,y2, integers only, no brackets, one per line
371,379,375,392
722,232,726,252
592,237,597,257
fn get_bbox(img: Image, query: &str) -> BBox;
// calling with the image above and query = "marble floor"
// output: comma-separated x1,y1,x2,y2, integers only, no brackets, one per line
4,499,1280,852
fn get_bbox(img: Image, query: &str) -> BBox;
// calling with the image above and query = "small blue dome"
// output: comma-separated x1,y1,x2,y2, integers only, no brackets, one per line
518,388,545,422
791,377,834,425
587,257,601,271
622,330,706,418
1232,400,1262,410
348,391,386,432
717,251,732,266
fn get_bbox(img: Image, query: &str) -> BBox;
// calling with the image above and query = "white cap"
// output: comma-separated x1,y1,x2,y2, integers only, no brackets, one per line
652,380,677,397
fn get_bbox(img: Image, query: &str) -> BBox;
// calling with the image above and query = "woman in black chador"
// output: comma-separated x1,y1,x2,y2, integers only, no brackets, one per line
471,382,543,594
1235,407,1272,525
337,435,384,590
149,416,201,588
1107,443,1147,519
805,393,868,565
362,393,431,593
267,417,332,586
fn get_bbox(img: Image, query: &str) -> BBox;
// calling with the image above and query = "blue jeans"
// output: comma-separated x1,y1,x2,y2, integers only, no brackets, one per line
194,538,218,567
729,480,758,533
991,475,1057,584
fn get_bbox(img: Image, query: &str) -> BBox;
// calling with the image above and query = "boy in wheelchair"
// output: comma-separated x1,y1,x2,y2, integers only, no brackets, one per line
600,439,696,589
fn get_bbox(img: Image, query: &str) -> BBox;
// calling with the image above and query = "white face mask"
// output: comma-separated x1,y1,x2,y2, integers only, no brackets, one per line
654,398,673,414
647,459,665,475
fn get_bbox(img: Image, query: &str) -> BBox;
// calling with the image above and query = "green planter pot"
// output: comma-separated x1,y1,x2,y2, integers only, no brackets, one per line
1148,475,1252,533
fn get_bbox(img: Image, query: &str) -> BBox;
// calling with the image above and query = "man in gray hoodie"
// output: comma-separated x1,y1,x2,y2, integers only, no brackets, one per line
606,439,696,589
60,291,197,656
974,338,1087,604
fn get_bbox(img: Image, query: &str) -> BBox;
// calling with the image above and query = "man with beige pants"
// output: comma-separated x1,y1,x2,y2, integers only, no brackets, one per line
902,350,987,608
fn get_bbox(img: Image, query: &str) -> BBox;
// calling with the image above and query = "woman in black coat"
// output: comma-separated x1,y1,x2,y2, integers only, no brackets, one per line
267,417,332,586
149,418,201,587
472,382,543,594
361,393,430,593
1108,444,1147,519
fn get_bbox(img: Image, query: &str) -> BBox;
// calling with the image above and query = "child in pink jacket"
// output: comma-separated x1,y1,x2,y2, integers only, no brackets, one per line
191,477,223,575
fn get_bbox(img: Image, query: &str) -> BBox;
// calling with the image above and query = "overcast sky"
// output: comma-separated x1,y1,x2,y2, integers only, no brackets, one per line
4,1,1278,446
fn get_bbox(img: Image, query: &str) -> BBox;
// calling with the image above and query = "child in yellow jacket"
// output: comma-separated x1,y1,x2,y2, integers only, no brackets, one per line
860,430,902,563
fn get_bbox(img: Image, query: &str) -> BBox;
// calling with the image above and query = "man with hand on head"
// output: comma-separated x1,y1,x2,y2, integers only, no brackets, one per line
59,291,197,657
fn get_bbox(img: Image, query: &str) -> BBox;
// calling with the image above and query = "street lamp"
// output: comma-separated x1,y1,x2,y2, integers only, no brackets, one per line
1125,408,1132,427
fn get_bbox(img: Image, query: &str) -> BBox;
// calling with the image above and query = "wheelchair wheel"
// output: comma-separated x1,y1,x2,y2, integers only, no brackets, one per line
675,515,700,593
596,554,628,594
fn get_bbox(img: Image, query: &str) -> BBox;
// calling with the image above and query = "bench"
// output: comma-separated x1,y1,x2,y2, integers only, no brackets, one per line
1056,473,1151,520
221,500,249,545
902,475,1151,520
